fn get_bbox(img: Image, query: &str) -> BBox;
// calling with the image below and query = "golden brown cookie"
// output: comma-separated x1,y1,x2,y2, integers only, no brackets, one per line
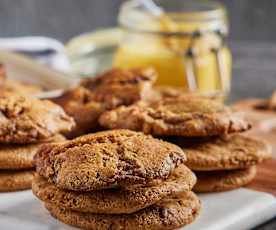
53,68,156,137
170,134,272,171
80,68,156,108
45,191,201,230
0,91,74,144
193,166,257,193
34,130,186,191
0,134,65,170
32,164,196,214
99,97,251,137
0,170,34,192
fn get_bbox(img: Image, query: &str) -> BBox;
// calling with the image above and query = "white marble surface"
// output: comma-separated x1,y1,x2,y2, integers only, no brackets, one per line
0,188,275,230
185,189,276,230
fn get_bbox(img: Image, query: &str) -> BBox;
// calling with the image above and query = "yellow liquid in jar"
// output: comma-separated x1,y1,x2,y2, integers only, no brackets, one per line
114,13,232,95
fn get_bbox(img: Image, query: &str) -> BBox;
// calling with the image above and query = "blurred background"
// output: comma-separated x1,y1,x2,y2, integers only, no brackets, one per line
0,0,276,100
0,0,275,42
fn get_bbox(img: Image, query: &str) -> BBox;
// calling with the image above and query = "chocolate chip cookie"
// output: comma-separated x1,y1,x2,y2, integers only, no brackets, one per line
45,191,201,230
32,164,196,214
194,166,256,193
170,134,272,171
99,97,251,137
0,91,74,143
35,130,186,191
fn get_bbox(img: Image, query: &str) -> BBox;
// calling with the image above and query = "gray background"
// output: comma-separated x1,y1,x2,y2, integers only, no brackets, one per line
0,1,275,229
0,0,276,42
2,0,275,100
0,1,275,93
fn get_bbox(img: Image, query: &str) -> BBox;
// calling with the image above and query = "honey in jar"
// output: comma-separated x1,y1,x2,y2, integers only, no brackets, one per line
113,0,232,96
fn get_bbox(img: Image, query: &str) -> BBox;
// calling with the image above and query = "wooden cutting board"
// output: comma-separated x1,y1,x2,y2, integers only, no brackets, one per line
247,159,276,196
234,98,276,196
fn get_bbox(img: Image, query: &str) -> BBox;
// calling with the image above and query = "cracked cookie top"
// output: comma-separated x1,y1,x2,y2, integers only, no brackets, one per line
0,91,74,143
80,68,156,109
53,68,157,137
34,129,186,191
99,97,251,137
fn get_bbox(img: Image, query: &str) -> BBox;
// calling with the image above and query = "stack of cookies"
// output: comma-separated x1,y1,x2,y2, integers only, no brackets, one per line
99,96,272,193
0,90,74,192
33,130,201,230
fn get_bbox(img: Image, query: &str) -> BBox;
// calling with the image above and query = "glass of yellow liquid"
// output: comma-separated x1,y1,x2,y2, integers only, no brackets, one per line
114,0,232,97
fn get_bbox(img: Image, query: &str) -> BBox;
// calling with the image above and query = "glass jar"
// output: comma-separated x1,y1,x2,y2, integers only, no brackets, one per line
113,0,232,96
66,28,124,77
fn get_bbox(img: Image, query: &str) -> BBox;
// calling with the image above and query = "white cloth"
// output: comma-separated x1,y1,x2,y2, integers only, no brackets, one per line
0,36,70,72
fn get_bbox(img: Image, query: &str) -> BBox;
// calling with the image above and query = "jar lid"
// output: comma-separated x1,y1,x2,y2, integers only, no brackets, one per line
119,0,228,35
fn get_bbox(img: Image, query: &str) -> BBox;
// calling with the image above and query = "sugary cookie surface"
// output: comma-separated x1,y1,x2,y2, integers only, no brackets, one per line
100,97,251,137
34,129,186,191
0,91,74,143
